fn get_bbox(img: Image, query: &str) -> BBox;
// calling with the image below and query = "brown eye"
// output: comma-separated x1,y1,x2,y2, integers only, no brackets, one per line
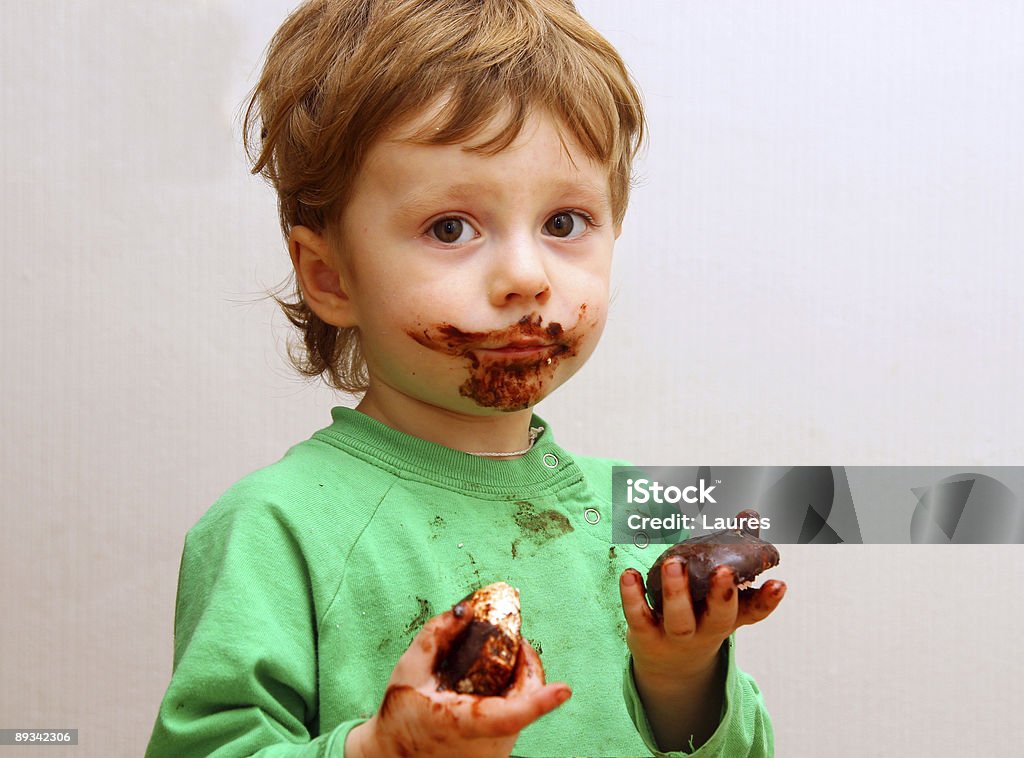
431,217,472,244
544,211,587,239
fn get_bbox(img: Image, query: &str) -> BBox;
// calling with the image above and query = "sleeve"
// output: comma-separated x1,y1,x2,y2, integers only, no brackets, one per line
621,636,774,757
145,498,365,757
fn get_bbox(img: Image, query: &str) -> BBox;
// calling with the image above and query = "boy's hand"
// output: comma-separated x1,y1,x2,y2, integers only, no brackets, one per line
618,560,786,749
345,602,571,758
621,559,786,680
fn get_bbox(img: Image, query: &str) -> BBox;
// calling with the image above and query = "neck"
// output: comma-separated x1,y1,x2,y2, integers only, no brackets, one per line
356,384,538,459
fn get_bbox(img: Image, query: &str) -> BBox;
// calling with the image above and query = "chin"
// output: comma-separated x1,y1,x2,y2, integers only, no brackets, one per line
456,361,580,413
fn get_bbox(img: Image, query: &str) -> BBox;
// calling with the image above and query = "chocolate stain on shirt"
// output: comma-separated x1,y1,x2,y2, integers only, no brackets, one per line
403,597,433,635
407,305,590,411
429,515,445,540
513,501,573,544
463,551,483,589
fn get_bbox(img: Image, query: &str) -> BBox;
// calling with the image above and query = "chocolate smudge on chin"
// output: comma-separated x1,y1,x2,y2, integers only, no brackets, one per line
407,305,590,411
457,349,569,410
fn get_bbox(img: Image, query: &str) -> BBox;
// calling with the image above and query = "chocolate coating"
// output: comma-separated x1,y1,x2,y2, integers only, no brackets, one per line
435,582,521,696
437,620,509,695
646,509,780,614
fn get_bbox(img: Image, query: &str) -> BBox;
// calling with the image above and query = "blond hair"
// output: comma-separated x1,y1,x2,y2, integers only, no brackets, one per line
242,0,646,393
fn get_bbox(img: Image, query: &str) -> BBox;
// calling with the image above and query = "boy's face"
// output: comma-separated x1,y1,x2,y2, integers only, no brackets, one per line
331,109,618,416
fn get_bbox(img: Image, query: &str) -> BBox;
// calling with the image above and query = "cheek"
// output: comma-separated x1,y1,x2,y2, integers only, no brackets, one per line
561,253,612,316
571,303,608,369
578,311,608,358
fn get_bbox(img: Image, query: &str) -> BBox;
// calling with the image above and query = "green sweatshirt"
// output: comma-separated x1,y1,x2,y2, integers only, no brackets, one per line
146,407,773,756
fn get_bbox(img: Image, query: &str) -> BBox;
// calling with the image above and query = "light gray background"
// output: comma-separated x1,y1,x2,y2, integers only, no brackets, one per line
2,1,1022,755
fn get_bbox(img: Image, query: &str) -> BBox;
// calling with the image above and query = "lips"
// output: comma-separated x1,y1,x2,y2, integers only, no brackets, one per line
476,341,559,358
490,339,549,349
408,314,571,359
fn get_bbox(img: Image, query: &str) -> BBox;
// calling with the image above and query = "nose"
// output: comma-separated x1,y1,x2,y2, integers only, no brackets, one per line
487,237,552,307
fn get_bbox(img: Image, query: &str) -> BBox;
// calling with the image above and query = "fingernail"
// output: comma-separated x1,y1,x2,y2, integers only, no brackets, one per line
453,603,467,618
556,687,572,703
772,583,786,595
667,560,684,577
622,570,637,586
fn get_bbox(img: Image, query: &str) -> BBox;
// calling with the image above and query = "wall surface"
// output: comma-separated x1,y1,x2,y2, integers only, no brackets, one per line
2,1,1022,756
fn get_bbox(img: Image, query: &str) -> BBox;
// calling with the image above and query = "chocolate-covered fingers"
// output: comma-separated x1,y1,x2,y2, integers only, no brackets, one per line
701,566,740,636
659,558,697,638
619,568,658,633
736,580,787,628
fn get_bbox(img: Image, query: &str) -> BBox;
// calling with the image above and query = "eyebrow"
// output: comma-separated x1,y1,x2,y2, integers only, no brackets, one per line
395,180,611,217
547,180,612,207
396,183,485,214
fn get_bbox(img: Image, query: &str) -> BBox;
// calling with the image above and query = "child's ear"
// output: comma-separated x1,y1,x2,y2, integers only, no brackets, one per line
288,225,359,328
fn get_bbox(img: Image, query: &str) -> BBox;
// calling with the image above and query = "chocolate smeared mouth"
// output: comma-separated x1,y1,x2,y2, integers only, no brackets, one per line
435,582,522,697
408,312,573,364
407,306,590,410
645,509,780,616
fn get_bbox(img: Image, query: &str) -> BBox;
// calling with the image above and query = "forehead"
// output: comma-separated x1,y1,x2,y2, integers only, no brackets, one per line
359,107,612,205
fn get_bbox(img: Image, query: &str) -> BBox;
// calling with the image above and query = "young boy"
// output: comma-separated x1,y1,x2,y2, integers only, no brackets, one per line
147,0,786,755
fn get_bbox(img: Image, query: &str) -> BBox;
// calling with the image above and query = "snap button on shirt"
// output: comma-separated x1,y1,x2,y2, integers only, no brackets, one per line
542,453,559,469
583,507,601,525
